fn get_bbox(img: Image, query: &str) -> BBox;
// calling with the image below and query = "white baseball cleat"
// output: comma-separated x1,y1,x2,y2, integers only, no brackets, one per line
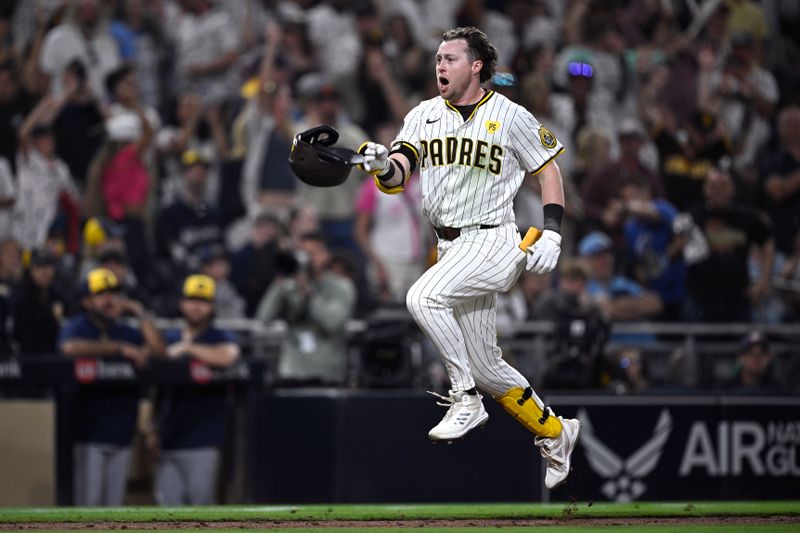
427,390,489,442
535,417,581,489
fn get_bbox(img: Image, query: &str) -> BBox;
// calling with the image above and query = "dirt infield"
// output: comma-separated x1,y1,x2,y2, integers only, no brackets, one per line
3,516,799,529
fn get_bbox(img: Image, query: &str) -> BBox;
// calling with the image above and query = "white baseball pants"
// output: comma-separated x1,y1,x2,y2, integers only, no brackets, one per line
406,223,534,398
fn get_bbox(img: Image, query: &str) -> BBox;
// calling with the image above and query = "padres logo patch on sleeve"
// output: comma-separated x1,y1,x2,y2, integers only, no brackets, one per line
538,126,557,149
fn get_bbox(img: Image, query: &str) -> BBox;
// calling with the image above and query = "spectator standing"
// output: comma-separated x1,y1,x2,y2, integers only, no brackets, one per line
229,212,282,317
0,156,14,240
12,97,79,250
51,60,106,187
236,22,297,220
197,245,245,320
700,32,778,180
760,105,800,260
59,268,163,506
109,0,167,110
156,150,222,274
354,123,425,303
84,109,154,286
646,109,731,211
173,0,240,105
618,178,687,321
682,167,774,321
11,249,65,355
581,118,664,236
106,65,161,141
294,74,369,254
152,274,240,505
255,232,356,386
155,92,218,208
39,0,121,99
0,61,36,169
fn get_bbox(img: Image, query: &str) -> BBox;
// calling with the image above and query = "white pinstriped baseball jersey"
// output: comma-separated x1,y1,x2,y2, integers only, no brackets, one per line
392,90,564,228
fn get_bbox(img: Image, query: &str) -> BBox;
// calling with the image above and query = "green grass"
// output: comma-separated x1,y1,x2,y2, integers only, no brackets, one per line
13,527,800,533
1,501,798,523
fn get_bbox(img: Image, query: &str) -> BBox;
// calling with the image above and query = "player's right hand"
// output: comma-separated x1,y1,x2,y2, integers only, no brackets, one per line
359,142,389,175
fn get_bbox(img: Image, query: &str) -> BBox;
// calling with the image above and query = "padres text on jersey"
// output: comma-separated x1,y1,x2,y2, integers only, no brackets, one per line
392,90,564,228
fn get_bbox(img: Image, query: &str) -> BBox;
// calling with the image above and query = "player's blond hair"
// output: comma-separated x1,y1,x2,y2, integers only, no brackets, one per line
442,26,498,83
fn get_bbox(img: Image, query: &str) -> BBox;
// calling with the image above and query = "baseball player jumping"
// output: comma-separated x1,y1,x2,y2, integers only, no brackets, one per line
359,26,581,489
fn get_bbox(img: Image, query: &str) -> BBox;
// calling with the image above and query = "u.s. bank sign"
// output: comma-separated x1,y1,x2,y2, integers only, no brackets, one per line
548,396,800,501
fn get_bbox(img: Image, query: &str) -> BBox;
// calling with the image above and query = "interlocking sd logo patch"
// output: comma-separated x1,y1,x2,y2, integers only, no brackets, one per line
538,126,557,149
485,120,500,133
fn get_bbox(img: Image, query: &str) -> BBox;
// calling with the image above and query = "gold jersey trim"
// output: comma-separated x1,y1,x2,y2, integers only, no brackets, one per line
444,90,495,123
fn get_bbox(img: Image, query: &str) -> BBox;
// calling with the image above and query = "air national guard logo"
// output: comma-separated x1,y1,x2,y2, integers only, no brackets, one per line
538,126,557,149
485,120,501,134
578,408,673,502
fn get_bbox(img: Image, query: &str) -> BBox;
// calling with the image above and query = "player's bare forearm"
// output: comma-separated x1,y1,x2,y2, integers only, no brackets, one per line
381,152,410,189
536,160,565,208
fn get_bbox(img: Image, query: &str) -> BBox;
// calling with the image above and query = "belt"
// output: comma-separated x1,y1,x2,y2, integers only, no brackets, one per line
434,224,498,241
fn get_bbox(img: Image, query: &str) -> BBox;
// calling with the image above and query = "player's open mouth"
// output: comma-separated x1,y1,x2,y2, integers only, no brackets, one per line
439,77,449,86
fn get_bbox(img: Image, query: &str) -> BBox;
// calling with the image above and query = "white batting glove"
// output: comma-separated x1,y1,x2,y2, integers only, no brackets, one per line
526,229,561,274
361,142,389,175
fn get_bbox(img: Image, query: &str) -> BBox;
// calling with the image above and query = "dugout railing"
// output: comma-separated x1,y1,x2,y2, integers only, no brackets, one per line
150,315,799,392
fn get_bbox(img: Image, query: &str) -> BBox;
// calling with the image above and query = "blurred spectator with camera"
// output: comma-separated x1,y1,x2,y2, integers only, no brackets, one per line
723,331,783,394
58,267,163,506
680,166,774,322
150,274,239,505
11,249,65,355
255,232,356,386
532,258,609,389
197,244,245,320
230,212,283,317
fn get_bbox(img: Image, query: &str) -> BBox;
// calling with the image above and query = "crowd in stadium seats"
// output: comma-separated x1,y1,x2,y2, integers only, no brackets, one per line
0,0,799,370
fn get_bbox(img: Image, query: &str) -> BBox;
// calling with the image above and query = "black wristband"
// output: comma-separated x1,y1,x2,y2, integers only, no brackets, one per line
542,203,564,233
377,160,396,183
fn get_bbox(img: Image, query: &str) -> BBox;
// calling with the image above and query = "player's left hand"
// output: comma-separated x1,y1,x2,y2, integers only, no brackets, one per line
526,229,561,274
